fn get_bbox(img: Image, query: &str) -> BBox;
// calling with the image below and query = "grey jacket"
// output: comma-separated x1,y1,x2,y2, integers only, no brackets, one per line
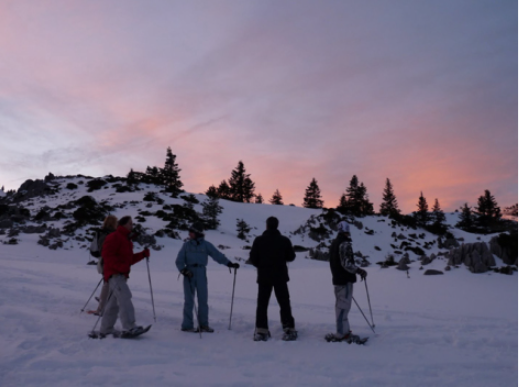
175,237,230,272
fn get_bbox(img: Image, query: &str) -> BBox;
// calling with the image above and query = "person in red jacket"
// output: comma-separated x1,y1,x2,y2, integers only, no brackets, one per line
99,215,150,337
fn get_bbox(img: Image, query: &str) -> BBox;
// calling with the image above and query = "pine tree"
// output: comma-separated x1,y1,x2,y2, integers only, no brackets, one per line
415,191,429,226
144,166,162,185
163,147,183,196
504,203,518,217
456,203,474,229
431,198,446,224
357,183,374,215
346,175,359,206
217,180,231,200
127,168,137,185
338,176,357,213
303,178,324,209
255,193,264,204
270,189,284,205
236,218,251,240
475,189,501,226
380,178,400,218
206,185,219,199
201,197,223,230
338,175,373,216
228,161,255,203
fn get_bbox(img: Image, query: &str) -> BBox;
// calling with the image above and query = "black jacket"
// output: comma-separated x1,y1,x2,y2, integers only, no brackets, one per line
329,232,357,285
249,229,296,284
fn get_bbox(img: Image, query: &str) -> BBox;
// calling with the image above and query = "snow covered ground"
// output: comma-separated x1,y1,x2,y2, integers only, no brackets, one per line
0,179,517,386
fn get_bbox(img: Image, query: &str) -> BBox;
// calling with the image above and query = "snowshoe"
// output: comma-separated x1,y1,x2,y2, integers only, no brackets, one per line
88,331,105,339
88,329,121,339
325,333,344,342
325,332,368,345
282,328,298,341
253,330,271,342
348,334,369,345
181,327,199,333
199,326,214,333
120,325,151,339
86,310,101,316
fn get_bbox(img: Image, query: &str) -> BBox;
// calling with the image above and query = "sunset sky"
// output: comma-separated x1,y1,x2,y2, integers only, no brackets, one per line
0,0,517,212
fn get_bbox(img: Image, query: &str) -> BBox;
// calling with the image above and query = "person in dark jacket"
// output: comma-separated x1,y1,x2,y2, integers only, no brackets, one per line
326,221,367,342
249,216,297,341
99,216,150,337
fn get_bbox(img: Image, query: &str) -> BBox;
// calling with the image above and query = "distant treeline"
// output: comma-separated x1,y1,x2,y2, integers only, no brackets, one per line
120,147,516,235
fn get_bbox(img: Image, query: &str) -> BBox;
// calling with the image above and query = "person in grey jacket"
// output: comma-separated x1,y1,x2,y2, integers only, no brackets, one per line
176,222,239,332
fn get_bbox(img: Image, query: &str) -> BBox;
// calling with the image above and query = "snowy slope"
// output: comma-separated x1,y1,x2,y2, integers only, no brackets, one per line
0,177,517,386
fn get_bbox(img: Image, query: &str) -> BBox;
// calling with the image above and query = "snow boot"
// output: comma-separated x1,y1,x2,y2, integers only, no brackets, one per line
282,328,298,341
200,326,214,333
253,329,271,342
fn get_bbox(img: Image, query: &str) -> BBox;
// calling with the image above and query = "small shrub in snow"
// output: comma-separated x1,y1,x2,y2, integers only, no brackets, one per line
236,219,251,240
377,254,397,268
492,266,516,275
86,179,107,192
180,194,199,204
405,246,425,256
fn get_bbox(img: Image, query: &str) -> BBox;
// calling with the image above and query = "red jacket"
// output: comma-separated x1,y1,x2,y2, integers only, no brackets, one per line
102,226,145,281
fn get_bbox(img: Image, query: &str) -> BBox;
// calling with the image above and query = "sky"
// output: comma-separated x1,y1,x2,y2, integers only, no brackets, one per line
0,0,517,213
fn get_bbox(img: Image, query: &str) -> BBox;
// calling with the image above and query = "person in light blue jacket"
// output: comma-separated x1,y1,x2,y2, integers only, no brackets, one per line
176,222,240,332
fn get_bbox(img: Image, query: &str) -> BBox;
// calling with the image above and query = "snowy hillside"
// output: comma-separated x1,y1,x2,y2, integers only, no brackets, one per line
0,175,517,386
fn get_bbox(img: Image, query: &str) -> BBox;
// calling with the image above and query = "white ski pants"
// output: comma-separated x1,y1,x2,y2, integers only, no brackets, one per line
334,283,353,336
100,275,136,333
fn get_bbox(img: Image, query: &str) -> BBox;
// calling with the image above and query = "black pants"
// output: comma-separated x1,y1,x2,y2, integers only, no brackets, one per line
255,282,295,330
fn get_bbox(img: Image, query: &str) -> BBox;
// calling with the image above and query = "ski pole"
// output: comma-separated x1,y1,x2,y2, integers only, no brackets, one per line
145,255,156,322
90,289,113,335
364,279,375,328
352,295,376,334
228,267,237,330
81,277,103,312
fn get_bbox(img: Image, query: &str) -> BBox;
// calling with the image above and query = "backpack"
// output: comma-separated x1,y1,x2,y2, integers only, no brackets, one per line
89,230,101,258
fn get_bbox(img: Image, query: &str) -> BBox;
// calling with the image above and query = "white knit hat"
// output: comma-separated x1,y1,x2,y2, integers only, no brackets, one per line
337,221,350,233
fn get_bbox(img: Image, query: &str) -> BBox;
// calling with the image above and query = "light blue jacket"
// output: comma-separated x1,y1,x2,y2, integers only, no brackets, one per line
175,238,230,272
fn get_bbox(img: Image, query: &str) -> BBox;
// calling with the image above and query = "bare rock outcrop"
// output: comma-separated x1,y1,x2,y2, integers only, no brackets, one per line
447,242,496,273
489,235,516,265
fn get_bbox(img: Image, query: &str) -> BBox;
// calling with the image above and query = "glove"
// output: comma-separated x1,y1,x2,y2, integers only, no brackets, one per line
356,268,367,280
227,262,240,269
181,268,194,278
142,248,150,258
